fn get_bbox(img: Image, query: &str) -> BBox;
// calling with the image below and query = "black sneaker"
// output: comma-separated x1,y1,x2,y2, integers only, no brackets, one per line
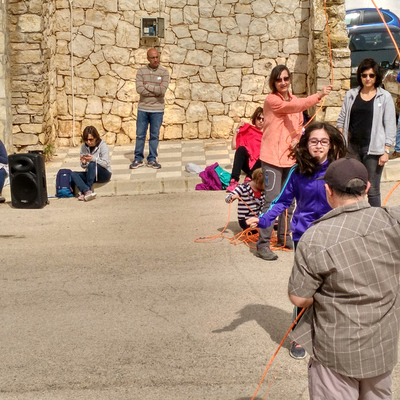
256,247,278,261
147,161,161,169
0,196,5,203
289,341,307,359
129,160,144,169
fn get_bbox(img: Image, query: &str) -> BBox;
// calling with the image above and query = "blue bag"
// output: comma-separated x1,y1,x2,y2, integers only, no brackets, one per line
56,168,74,198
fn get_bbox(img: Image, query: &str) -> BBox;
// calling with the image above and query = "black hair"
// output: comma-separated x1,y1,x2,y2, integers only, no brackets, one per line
331,178,367,198
290,122,347,176
269,65,291,93
356,58,382,88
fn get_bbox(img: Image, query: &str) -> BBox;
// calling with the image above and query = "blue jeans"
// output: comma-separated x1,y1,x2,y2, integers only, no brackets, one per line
348,144,383,207
395,114,400,152
71,162,111,194
134,110,164,162
0,168,6,195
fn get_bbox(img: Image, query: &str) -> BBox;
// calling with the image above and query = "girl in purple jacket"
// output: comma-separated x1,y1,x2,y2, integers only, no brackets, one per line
247,122,346,242
247,121,346,359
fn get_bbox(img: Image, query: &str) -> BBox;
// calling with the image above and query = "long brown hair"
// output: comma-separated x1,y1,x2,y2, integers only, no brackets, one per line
290,122,346,176
269,65,291,93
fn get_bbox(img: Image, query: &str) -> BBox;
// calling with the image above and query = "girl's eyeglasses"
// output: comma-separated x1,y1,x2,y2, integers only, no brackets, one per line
361,73,376,79
276,76,290,83
308,138,330,147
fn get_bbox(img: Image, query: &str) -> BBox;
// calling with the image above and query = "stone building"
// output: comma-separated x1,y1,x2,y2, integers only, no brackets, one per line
0,0,349,153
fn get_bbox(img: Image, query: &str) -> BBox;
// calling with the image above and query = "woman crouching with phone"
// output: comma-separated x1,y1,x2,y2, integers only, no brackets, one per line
71,126,112,201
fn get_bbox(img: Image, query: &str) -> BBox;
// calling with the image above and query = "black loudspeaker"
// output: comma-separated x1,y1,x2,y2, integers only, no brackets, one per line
9,152,48,209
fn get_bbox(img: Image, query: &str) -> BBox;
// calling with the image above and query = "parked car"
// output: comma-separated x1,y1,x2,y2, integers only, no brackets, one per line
348,25,400,87
382,55,400,114
346,8,400,35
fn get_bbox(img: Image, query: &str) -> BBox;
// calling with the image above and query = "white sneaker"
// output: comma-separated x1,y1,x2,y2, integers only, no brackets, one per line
84,190,97,201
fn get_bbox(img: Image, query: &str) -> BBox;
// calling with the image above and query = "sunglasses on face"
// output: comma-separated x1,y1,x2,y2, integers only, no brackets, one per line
308,138,330,147
361,73,376,79
276,76,290,83
256,116,264,121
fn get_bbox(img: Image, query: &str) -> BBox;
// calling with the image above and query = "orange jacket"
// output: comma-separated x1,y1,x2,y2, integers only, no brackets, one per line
260,92,321,167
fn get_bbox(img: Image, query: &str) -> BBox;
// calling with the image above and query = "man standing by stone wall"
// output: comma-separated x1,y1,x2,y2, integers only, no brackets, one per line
129,48,169,170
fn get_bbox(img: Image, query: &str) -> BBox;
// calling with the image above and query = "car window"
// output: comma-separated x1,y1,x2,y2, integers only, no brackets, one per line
345,11,361,26
363,10,391,24
350,31,400,51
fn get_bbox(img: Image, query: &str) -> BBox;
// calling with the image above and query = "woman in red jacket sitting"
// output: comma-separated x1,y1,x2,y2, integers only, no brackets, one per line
226,107,264,192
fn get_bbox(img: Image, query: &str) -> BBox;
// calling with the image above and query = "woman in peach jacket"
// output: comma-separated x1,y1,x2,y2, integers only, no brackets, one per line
256,64,332,261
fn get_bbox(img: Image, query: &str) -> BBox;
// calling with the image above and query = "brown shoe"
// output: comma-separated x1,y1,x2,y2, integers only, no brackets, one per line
389,151,400,160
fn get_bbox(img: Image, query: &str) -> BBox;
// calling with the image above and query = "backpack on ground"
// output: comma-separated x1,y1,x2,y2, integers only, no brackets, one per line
56,168,74,198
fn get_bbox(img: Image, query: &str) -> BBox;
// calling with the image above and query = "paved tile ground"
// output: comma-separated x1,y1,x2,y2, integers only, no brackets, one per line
40,139,236,196
3,138,400,199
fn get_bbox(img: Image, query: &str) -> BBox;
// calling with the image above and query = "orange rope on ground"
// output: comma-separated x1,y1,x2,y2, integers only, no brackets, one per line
383,181,400,206
250,307,306,400
194,196,293,251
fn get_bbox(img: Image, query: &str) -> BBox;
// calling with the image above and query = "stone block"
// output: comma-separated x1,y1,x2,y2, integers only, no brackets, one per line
13,133,39,146
198,17,220,32
191,83,222,102
20,123,43,134
163,124,183,139
185,50,211,66
186,101,207,122
164,105,186,124
102,114,122,132
226,53,253,68
19,14,42,33
199,66,218,83
182,122,198,139
163,177,188,193
211,115,233,138
184,5,199,24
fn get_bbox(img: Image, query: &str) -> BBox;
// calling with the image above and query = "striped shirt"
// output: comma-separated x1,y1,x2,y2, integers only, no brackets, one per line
225,183,265,222
136,64,169,112
289,200,400,378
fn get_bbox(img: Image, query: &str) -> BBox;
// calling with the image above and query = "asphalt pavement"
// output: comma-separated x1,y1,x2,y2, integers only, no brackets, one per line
1,184,400,399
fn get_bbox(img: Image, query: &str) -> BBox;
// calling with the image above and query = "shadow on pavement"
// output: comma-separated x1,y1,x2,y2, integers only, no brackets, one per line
217,221,242,234
212,304,293,350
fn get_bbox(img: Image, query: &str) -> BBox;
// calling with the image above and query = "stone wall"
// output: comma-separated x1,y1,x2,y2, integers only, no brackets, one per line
0,0,12,150
6,0,349,151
